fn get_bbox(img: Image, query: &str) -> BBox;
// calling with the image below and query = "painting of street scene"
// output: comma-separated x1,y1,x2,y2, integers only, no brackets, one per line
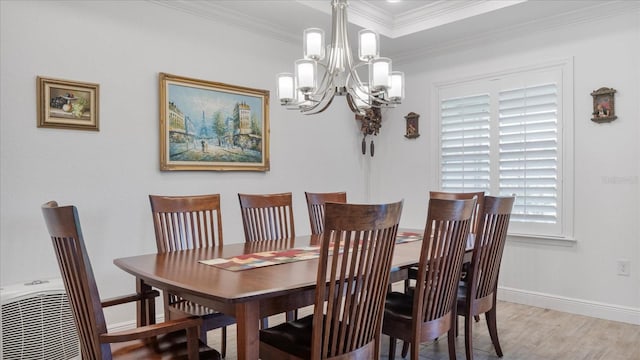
160,73,269,171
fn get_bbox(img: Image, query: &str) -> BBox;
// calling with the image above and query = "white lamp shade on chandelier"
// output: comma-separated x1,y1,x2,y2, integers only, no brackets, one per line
277,73,295,103
388,71,404,101
304,28,325,60
358,29,378,60
295,59,317,93
277,0,404,115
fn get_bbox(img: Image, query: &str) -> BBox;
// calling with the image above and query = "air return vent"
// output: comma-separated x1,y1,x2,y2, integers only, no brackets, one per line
1,279,79,360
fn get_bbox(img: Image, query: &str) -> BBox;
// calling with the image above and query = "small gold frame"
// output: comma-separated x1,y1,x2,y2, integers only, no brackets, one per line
590,87,617,123
37,76,99,131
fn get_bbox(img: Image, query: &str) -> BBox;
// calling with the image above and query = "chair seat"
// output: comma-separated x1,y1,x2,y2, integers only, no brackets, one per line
260,314,360,358
110,330,221,359
384,291,414,321
260,314,314,358
457,282,468,301
170,299,236,326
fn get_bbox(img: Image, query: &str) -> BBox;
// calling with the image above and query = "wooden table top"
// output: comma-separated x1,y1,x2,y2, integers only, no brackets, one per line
114,234,424,305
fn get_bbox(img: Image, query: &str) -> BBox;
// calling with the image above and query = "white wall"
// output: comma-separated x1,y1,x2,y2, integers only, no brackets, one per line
0,1,371,324
372,9,640,323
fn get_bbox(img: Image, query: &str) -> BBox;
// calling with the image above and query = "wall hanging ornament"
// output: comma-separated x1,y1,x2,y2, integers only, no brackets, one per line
355,105,382,157
404,112,420,139
590,87,617,123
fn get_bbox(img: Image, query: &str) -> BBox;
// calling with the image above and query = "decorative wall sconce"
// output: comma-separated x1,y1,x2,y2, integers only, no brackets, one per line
404,112,420,138
591,87,617,123
355,106,381,157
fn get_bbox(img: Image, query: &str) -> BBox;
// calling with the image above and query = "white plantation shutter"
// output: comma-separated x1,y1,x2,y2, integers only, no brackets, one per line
437,61,572,238
441,94,491,192
499,83,558,225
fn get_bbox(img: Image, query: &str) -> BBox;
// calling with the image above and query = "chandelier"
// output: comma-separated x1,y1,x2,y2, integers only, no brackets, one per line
276,0,404,115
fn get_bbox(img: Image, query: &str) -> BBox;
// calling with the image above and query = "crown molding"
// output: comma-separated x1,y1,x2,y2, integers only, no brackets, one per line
392,0,640,64
346,1,395,36
390,0,526,38
324,0,527,39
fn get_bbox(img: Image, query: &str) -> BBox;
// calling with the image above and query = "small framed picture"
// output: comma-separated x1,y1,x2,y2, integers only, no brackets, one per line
404,112,420,139
590,87,617,123
37,76,99,131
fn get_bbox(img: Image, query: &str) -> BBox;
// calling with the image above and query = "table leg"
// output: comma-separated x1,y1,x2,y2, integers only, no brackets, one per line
136,278,154,327
235,301,260,360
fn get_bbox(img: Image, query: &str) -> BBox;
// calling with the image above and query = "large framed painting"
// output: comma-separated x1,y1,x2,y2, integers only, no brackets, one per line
159,73,270,171
37,76,99,131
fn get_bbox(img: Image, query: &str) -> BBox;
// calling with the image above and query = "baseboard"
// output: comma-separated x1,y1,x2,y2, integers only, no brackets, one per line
498,286,640,325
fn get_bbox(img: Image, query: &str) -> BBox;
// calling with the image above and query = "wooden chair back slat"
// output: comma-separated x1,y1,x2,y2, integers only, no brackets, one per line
149,194,223,253
430,191,485,236
312,201,403,359
41,201,110,360
470,196,515,301
238,193,295,242
305,192,347,235
414,198,476,323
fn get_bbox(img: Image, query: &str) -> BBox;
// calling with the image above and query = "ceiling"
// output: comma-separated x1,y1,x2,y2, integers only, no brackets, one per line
148,0,638,62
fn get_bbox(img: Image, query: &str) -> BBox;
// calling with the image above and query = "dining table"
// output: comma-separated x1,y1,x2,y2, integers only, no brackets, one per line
113,231,454,360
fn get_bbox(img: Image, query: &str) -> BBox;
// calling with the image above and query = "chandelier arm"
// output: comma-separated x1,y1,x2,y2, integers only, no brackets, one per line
303,94,335,115
311,66,334,99
347,87,367,104
301,87,336,114
312,61,332,96
347,85,396,108
346,93,366,115
345,61,369,89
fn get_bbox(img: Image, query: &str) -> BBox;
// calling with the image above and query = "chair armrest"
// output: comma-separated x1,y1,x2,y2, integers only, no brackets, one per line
101,290,160,308
99,316,202,344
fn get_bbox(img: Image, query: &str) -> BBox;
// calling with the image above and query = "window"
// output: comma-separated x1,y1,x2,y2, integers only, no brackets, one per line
437,60,573,238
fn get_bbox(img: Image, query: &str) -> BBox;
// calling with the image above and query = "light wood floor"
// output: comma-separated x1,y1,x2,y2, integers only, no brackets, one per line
206,300,639,359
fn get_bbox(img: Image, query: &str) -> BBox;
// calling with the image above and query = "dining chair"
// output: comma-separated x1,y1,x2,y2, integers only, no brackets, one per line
149,194,236,358
259,200,404,360
41,201,221,360
457,196,514,360
238,192,295,242
427,191,486,287
383,197,476,360
404,191,484,291
401,191,485,358
304,191,347,235
430,191,485,237
238,192,296,325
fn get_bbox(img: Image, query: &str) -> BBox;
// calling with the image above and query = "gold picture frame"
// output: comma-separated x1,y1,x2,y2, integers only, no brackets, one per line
37,76,99,131
159,73,270,171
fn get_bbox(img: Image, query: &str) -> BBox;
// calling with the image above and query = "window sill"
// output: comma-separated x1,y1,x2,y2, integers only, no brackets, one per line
507,232,576,247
